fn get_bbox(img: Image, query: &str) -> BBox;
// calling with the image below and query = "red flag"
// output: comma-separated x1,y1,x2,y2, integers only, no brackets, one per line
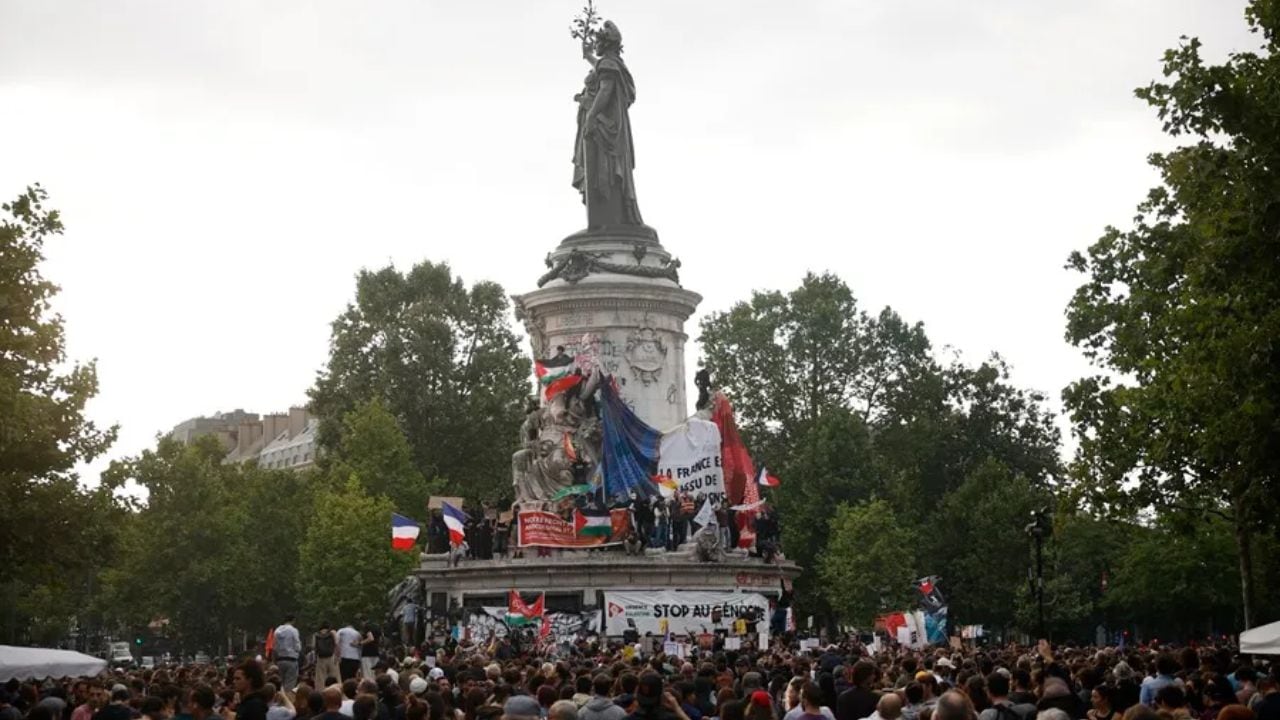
543,373,582,401
539,615,551,640
711,393,756,505
528,592,546,619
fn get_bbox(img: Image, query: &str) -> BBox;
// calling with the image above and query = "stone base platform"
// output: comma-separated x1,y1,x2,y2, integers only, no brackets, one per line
414,547,801,612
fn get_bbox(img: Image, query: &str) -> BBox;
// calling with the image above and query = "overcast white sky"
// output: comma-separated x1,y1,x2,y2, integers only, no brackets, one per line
0,0,1259,482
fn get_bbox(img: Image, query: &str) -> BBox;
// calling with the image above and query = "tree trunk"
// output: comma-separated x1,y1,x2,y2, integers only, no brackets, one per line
1233,500,1255,630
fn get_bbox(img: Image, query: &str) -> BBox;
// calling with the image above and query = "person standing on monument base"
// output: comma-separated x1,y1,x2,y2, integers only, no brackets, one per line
358,621,380,679
313,622,341,689
271,614,302,691
336,622,362,682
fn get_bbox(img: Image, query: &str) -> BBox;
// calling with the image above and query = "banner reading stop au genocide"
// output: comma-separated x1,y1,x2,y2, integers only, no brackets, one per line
657,419,725,504
517,510,630,548
603,590,769,637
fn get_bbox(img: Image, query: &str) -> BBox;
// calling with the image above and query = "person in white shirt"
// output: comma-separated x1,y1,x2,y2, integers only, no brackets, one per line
272,616,302,691
336,624,362,681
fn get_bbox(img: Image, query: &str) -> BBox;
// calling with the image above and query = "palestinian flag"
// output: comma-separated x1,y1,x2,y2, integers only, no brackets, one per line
536,354,579,400
756,465,780,487
507,591,545,626
574,507,613,537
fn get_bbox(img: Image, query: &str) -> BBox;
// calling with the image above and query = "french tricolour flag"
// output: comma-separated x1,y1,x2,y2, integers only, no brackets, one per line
442,502,468,546
391,513,421,551
756,465,780,488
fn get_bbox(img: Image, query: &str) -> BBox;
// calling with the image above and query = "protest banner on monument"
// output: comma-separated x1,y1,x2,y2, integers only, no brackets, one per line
517,509,629,548
657,419,725,503
604,590,769,636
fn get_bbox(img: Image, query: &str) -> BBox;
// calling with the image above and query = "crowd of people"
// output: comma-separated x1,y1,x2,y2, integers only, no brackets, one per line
419,496,783,561
5,630,1277,720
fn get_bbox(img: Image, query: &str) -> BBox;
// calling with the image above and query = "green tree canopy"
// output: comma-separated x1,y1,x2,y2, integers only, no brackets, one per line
325,398,444,515
927,459,1047,632
0,185,121,644
818,499,917,626
309,261,529,504
1063,0,1280,627
99,437,312,653
296,478,417,624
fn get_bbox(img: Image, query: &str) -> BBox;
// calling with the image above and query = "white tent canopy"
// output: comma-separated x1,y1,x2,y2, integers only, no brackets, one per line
1240,620,1280,655
0,646,107,681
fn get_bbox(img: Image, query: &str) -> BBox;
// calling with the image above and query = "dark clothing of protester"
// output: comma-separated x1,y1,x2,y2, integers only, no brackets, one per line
237,695,268,720
427,515,449,554
94,706,134,720
836,688,879,720
340,658,361,681
1256,694,1280,720
360,626,380,657
624,710,680,720
1114,681,1141,713
1008,693,1037,707
314,713,348,720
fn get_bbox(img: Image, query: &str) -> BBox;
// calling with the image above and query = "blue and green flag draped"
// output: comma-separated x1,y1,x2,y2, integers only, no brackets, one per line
600,379,661,501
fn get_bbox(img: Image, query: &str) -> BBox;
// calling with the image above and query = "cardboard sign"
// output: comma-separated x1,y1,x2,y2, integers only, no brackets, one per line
428,496,465,510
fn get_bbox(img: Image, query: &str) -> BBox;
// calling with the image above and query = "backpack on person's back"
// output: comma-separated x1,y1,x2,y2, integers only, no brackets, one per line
315,631,336,659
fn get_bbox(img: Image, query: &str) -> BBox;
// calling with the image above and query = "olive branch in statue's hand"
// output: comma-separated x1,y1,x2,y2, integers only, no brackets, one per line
570,0,602,59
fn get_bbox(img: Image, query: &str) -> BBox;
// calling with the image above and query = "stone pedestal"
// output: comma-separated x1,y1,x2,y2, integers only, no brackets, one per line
513,227,701,433
415,551,801,610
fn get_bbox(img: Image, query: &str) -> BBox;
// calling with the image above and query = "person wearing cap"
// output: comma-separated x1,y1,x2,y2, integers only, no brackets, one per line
932,658,954,686
94,686,134,720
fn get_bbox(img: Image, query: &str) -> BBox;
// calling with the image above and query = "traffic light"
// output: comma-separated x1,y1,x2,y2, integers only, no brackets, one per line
135,637,143,646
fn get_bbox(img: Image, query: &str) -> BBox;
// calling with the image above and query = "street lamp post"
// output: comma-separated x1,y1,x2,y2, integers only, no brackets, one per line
1025,509,1050,639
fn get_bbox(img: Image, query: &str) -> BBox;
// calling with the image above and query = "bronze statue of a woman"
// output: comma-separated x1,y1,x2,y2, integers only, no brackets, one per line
573,20,644,230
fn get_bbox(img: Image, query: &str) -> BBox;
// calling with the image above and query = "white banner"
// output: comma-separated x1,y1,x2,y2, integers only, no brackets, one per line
658,419,725,504
604,590,769,637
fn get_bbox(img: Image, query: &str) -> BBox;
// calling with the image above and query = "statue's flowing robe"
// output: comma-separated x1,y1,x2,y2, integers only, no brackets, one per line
579,54,643,227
